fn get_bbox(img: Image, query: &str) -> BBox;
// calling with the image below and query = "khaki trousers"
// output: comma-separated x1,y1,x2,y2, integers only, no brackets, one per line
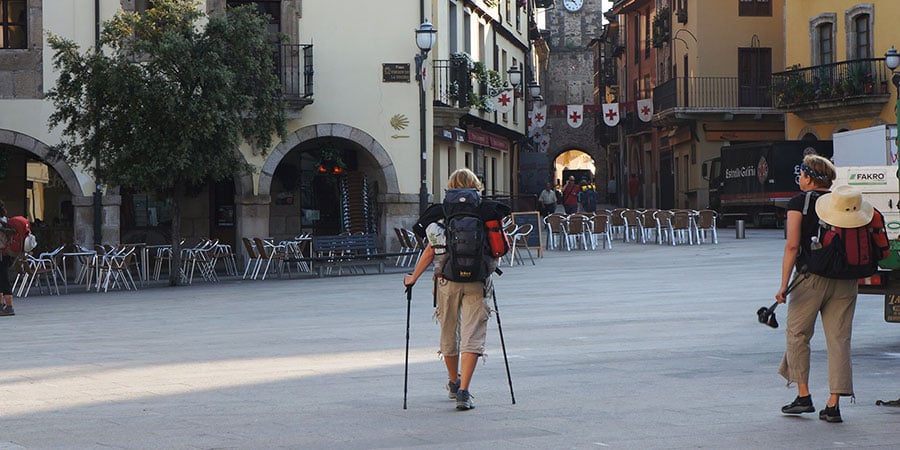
435,277,491,356
778,273,857,396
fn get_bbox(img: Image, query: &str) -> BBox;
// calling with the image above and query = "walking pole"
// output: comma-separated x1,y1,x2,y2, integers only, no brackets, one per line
403,283,412,409
492,287,516,405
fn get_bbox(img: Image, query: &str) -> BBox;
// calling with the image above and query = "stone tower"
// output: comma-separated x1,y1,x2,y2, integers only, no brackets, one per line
543,0,607,190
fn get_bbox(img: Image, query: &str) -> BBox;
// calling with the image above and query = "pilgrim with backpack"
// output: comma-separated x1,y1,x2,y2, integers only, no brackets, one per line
403,168,511,411
775,155,880,424
0,201,31,316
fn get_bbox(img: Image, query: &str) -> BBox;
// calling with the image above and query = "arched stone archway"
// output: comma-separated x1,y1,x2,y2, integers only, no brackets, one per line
0,129,84,197
236,123,402,247
260,124,399,197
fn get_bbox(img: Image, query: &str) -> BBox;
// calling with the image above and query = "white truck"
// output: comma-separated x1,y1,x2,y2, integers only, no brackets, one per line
832,124,900,322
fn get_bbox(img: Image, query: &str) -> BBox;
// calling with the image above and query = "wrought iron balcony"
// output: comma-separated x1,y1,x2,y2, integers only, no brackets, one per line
653,76,772,114
771,58,889,109
277,43,314,106
433,57,472,109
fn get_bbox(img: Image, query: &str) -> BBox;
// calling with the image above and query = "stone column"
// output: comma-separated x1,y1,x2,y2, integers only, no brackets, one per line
235,194,271,259
380,193,421,252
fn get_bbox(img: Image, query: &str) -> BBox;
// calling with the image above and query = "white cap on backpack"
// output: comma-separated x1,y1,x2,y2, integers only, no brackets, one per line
815,185,874,228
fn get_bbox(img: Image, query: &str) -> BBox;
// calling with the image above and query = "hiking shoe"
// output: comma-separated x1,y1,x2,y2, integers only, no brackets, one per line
448,378,460,399
782,395,815,414
456,389,474,410
0,306,13,316
819,405,842,423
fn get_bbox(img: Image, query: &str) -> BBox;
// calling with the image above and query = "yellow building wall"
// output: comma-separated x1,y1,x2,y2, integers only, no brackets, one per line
783,0,900,140
690,0,784,76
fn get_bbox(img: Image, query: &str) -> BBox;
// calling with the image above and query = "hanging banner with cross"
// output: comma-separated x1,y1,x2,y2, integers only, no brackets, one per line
566,104,584,129
532,104,547,129
493,89,514,114
637,98,653,123
602,102,620,127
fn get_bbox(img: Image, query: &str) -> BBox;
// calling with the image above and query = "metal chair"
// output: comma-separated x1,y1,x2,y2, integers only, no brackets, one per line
621,209,643,243
241,237,263,280
590,212,613,250
510,223,535,265
696,209,718,244
564,214,591,250
543,213,566,250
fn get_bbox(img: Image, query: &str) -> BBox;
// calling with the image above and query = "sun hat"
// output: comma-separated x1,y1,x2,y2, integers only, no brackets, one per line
814,185,874,228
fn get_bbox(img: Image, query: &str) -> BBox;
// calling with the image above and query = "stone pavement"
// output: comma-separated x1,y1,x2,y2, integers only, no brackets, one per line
2,228,900,449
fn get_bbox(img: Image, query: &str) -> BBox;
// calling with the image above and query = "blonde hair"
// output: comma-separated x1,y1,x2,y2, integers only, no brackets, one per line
447,168,483,191
801,154,836,188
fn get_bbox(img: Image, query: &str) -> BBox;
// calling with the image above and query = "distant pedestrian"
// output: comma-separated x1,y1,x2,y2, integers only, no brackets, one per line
628,174,640,209
606,177,617,206
561,176,579,214
538,182,557,217
0,201,14,316
579,183,599,213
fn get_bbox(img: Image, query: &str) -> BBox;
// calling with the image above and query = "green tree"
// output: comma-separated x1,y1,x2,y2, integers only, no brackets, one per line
47,0,286,285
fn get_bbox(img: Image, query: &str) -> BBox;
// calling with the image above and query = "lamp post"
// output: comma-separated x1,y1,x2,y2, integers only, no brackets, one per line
415,20,437,215
886,46,900,151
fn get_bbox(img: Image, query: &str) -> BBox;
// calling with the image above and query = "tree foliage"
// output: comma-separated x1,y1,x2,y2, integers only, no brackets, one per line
47,0,286,285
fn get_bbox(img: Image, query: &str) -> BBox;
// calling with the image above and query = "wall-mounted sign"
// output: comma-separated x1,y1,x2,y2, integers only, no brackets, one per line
382,63,411,83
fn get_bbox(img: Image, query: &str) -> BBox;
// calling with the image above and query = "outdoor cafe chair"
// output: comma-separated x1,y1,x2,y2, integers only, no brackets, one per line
564,214,591,251
638,209,659,244
510,223,536,265
96,245,138,292
254,237,288,280
671,210,695,245
543,213,566,250
590,212,613,250
608,208,627,241
696,209,718,244
13,253,60,297
621,209,643,243
653,210,676,246
241,237,263,280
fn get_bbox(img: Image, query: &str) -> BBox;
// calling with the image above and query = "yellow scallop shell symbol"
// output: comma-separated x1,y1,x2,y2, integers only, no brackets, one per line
390,114,409,131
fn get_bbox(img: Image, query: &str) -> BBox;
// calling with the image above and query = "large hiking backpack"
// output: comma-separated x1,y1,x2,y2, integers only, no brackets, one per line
441,189,489,282
802,191,890,279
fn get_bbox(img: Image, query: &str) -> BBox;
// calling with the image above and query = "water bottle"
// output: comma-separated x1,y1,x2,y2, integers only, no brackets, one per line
810,236,822,250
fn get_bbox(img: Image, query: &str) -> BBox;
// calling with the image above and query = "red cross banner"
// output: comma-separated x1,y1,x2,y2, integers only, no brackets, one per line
539,133,551,153
566,104,584,129
532,104,547,129
602,102,620,127
494,89,514,114
637,98,653,123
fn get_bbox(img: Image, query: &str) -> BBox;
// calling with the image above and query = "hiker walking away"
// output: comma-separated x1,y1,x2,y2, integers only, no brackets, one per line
404,168,511,410
606,176,617,206
0,201,15,316
538,182,557,217
628,174,640,209
775,154,859,423
579,183,599,214
561,176,579,214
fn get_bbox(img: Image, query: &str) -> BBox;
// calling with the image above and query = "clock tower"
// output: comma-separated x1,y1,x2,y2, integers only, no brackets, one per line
541,0,608,193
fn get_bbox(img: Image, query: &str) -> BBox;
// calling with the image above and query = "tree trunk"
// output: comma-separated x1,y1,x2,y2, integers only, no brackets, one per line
169,197,182,286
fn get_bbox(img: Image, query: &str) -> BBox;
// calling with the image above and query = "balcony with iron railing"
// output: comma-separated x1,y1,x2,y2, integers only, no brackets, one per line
653,76,776,123
276,43,314,110
771,58,891,123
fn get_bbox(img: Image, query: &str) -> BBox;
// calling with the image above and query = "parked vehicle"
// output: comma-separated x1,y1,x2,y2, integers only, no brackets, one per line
702,141,834,227
832,125,900,322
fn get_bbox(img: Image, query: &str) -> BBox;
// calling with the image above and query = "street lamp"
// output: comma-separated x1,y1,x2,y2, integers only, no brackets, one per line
507,65,523,90
886,46,900,152
415,19,437,215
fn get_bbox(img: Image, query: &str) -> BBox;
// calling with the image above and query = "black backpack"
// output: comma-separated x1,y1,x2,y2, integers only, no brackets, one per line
441,189,489,282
